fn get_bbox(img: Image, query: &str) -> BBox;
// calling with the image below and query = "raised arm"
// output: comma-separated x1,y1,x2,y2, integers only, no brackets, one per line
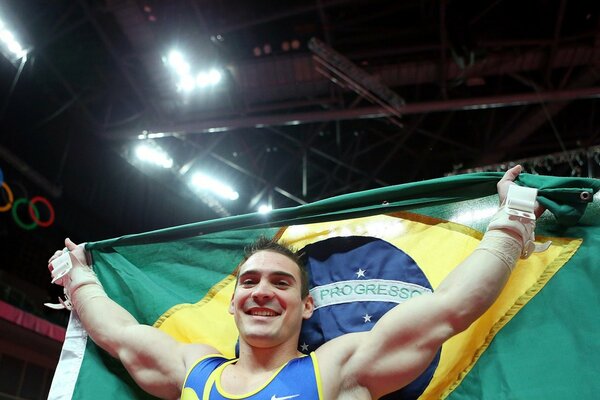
48,239,216,399
319,165,544,399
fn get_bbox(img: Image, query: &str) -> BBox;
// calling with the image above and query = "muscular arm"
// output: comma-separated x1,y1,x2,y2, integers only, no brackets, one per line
50,240,216,399
321,165,536,399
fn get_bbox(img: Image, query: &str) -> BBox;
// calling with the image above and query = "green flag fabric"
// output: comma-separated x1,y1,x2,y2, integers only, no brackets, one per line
48,173,600,400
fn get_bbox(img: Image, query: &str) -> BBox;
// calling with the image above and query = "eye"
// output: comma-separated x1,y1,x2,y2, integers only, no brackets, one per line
275,280,291,288
240,278,256,287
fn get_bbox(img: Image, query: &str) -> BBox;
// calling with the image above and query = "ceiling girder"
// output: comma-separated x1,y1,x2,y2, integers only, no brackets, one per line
208,0,362,36
267,127,389,186
477,69,600,165
103,86,600,139
207,152,307,206
78,0,163,120
309,37,405,111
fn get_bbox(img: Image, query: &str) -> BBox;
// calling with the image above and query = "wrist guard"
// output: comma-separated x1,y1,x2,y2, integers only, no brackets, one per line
487,184,551,259
45,249,107,311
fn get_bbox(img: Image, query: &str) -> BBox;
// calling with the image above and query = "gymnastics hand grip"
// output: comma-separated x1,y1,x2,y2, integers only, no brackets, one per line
49,250,72,286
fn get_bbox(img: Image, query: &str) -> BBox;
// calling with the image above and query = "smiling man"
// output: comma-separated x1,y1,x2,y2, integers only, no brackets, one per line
48,165,546,399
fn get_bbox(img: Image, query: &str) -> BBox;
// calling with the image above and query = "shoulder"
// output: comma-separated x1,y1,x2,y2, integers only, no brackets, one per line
180,343,223,374
181,347,229,386
182,352,231,399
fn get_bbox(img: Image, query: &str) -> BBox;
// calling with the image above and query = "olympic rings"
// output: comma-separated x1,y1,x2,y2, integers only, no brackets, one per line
29,196,55,227
12,198,38,230
0,181,55,229
0,181,13,212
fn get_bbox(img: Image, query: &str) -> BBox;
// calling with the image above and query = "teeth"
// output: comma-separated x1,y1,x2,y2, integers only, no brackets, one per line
250,310,277,316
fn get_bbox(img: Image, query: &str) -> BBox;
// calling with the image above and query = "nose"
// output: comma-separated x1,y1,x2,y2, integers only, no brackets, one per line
251,280,274,304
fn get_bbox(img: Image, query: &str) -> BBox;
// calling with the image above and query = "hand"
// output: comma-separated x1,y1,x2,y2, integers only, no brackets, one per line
48,238,89,285
497,165,545,218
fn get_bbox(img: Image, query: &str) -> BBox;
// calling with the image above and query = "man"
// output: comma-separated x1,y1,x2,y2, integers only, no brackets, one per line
48,165,544,399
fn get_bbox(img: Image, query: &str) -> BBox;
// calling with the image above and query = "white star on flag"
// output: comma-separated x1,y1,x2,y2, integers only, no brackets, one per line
363,313,372,323
355,268,366,278
300,342,309,352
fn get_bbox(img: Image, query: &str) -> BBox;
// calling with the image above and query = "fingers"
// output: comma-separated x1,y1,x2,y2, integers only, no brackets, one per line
48,249,63,264
48,239,82,271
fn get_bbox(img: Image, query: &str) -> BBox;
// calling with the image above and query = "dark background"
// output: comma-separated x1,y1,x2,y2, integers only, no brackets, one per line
1,0,599,327
1,2,599,398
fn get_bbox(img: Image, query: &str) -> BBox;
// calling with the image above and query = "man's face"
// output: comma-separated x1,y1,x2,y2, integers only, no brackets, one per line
229,250,314,349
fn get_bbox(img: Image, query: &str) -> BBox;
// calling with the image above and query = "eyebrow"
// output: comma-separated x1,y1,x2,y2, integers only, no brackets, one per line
238,269,297,282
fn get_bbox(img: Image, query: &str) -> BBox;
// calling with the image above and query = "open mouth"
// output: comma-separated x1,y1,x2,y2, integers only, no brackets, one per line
246,308,280,317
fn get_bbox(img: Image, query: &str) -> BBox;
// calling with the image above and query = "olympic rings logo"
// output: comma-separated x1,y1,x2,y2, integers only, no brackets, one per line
0,181,55,230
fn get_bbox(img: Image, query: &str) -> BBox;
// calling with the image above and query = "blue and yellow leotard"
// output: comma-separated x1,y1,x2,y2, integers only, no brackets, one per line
181,352,323,400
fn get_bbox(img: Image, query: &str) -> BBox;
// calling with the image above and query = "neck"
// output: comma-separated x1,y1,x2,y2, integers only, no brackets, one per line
235,339,302,372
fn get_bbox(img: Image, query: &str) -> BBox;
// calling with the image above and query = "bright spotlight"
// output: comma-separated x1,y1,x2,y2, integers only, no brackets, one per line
166,49,223,92
135,143,173,169
196,71,211,87
168,50,188,70
208,69,222,84
258,204,272,213
177,74,196,92
197,69,222,87
6,40,22,55
0,22,27,60
190,172,239,200
0,29,14,43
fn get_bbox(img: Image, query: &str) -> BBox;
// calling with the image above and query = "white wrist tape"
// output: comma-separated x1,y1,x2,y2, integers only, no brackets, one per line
487,185,551,259
476,230,523,272
70,284,109,316
45,250,107,311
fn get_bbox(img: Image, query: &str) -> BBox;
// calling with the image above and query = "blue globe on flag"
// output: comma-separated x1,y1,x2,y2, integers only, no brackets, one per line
298,235,440,399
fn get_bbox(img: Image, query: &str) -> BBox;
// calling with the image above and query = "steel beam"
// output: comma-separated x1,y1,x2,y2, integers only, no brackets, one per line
77,0,162,120
103,86,600,139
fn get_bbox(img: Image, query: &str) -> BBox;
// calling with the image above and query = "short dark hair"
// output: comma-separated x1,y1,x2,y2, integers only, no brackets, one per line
234,236,310,298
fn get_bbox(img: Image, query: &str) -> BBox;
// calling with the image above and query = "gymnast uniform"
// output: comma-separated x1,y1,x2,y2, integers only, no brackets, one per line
181,352,323,400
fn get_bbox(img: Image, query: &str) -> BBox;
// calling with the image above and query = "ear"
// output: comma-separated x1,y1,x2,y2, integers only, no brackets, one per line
302,295,315,320
228,294,235,315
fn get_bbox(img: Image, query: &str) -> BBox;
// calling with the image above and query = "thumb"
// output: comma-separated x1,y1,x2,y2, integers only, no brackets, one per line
64,238,89,266
65,238,78,251
501,164,523,183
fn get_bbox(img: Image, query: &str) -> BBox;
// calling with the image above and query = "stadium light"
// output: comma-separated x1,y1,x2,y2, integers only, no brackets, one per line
134,143,173,169
197,69,222,87
0,18,27,60
165,49,223,92
190,172,239,200
177,74,196,92
258,204,272,213
167,50,189,74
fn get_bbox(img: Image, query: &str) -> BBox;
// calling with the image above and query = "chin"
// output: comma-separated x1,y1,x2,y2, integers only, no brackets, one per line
242,333,282,349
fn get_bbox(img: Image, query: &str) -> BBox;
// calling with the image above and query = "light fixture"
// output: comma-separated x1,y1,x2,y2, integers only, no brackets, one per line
196,69,222,87
165,48,223,92
0,18,27,60
134,143,173,169
137,131,168,140
190,172,239,200
258,204,272,213
167,50,189,74
177,74,196,92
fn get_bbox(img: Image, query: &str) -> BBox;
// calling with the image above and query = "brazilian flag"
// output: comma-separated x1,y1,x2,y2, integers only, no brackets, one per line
48,172,600,400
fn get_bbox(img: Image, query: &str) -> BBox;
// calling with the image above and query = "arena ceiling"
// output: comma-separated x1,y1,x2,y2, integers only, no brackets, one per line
1,0,599,295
